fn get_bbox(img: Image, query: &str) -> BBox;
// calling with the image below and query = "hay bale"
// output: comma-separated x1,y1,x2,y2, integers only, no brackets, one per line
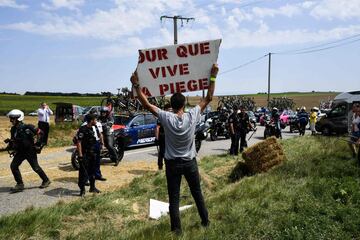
242,137,286,174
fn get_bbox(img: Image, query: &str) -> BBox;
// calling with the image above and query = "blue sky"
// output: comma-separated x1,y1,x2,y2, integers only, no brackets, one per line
0,0,359,95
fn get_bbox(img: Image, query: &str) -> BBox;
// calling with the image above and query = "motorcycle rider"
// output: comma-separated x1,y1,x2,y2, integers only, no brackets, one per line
298,106,309,136
75,113,101,196
6,109,51,192
98,107,120,166
271,107,282,139
228,105,240,155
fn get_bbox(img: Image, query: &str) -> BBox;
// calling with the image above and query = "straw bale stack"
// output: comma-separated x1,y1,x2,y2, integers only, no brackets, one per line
242,137,286,174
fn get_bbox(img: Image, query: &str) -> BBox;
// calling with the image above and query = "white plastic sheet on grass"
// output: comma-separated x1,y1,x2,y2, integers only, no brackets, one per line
149,199,192,220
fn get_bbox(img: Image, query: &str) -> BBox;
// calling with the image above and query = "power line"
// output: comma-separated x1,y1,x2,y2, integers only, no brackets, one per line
219,54,267,75
160,0,267,22
274,33,360,55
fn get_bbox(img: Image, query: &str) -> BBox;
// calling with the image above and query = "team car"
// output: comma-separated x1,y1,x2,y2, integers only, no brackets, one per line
113,112,157,147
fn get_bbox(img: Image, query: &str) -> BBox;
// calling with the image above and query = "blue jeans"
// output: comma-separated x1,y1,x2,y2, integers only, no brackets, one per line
165,158,209,232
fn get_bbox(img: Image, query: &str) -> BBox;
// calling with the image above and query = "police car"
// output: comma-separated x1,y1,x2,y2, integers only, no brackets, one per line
113,113,157,147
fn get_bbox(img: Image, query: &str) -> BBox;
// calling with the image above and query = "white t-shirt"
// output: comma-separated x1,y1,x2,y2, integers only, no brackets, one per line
352,114,360,132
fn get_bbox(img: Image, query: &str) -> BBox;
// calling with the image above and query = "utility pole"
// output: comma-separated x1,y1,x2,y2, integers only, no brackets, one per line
160,15,200,97
267,52,272,108
160,15,195,44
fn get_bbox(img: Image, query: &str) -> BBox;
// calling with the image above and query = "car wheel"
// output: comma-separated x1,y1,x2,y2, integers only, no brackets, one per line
210,131,217,141
264,129,269,139
322,126,331,136
71,150,80,170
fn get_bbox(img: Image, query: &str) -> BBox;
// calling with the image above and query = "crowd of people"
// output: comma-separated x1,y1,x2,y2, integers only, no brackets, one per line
3,65,360,234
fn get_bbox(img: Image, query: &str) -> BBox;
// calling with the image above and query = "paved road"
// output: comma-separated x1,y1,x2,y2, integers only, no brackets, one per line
0,125,304,216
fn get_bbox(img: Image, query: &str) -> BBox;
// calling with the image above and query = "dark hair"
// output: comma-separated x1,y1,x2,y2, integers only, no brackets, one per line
164,103,171,110
85,113,97,123
170,93,186,111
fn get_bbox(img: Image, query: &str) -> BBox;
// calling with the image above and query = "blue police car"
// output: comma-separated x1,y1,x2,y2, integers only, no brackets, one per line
113,113,157,147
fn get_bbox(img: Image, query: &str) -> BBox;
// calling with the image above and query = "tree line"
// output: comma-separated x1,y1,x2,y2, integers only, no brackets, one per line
24,91,109,97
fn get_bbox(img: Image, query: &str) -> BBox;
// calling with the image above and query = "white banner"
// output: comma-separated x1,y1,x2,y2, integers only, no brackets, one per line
135,39,221,97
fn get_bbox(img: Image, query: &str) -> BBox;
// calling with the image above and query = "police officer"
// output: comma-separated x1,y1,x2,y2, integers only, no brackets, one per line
98,107,120,166
75,113,101,197
271,107,282,139
298,106,309,136
228,105,240,155
238,105,252,152
82,113,106,181
6,109,51,192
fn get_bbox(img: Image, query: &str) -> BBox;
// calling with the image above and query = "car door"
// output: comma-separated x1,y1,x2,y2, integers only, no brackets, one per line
128,114,145,146
328,103,347,133
143,114,157,143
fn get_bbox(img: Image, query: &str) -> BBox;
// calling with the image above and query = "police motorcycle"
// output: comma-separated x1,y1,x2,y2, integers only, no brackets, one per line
209,110,230,141
71,129,126,170
264,119,281,139
289,114,300,133
195,121,210,152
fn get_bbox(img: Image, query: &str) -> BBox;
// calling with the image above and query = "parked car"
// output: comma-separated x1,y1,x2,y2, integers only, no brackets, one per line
280,110,294,126
28,111,38,116
316,91,360,135
113,112,157,147
54,102,83,123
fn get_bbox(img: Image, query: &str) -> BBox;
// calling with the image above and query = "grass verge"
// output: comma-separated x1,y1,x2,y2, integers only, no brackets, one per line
0,136,359,240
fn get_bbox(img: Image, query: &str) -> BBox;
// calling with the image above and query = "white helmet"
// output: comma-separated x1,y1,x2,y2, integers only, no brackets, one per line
7,109,24,121
272,107,278,111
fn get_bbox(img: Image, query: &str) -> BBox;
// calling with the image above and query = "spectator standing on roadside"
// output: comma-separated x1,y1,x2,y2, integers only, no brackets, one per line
350,103,360,159
6,109,51,193
309,107,318,135
37,102,53,145
130,64,218,234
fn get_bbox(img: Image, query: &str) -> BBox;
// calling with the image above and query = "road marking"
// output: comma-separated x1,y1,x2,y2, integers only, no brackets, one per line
124,147,157,155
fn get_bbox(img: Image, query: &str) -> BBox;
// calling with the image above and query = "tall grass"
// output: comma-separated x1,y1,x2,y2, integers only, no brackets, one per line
0,136,359,240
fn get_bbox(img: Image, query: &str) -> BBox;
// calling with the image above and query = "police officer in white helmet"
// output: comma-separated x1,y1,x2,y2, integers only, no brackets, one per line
5,109,51,192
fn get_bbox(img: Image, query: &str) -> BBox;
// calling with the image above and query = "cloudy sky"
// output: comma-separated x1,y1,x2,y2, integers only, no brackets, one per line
0,0,359,95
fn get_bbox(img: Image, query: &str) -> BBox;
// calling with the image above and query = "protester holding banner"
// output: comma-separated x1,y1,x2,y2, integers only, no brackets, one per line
131,61,218,234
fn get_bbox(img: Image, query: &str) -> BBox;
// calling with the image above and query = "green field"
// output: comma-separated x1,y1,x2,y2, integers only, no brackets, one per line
1,136,359,240
0,95,103,115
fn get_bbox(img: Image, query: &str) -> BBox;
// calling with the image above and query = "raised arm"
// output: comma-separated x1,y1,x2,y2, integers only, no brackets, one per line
199,64,219,113
130,72,159,117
